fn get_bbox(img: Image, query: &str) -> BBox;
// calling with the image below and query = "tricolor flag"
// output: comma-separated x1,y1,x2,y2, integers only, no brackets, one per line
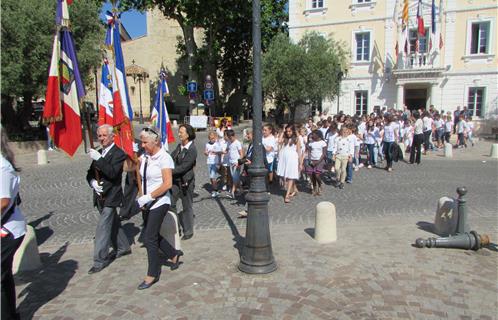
417,0,425,36
106,12,134,158
42,0,84,157
151,68,175,150
98,58,114,126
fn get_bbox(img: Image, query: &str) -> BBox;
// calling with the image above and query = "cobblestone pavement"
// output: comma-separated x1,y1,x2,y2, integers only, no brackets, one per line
15,215,498,320
15,125,498,248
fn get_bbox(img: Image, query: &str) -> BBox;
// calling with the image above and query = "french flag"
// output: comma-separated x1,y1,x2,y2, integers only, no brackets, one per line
417,0,426,36
43,0,84,157
151,68,175,151
106,15,134,158
97,58,114,126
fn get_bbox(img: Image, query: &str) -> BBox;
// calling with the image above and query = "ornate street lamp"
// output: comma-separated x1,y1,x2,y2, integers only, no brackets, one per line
238,0,277,274
126,60,149,124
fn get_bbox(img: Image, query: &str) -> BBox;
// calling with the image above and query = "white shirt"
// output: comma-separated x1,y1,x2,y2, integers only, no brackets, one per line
423,117,433,132
181,141,193,151
1,156,26,239
434,119,443,129
319,127,328,140
308,140,327,160
140,148,175,209
465,121,474,132
262,135,277,164
205,141,221,165
327,132,338,152
444,121,453,132
364,128,379,145
347,134,356,151
383,124,397,142
414,119,424,135
457,120,466,133
357,122,366,136
334,136,353,156
228,140,242,164
101,142,115,157
219,139,229,166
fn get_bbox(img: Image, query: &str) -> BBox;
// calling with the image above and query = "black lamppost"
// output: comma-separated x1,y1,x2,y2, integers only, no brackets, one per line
238,0,277,274
130,59,148,124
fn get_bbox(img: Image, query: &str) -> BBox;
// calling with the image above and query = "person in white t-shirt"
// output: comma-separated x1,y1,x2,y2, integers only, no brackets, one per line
136,128,181,290
443,115,453,143
305,130,327,196
326,123,338,174
218,131,229,191
456,114,467,148
465,116,475,147
205,131,222,197
318,120,329,141
262,124,277,185
364,120,379,168
422,111,434,154
1,131,26,319
226,130,243,198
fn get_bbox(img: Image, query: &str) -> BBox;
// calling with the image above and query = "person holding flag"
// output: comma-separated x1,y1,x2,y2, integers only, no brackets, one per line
151,66,175,151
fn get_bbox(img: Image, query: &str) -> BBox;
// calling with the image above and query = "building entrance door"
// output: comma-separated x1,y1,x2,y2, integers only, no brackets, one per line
405,88,428,111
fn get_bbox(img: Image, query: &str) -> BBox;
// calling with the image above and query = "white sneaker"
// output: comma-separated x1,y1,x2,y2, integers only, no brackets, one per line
367,165,372,169
222,185,227,191
359,163,364,168
48,148,54,151
211,191,219,198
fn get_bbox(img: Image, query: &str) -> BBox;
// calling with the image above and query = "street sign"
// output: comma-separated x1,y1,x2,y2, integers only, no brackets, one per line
204,82,213,90
203,89,215,101
187,81,197,93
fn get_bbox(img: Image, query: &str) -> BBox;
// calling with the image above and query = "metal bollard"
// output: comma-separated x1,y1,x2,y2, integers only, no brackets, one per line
456,187,469,234
415,231,490,251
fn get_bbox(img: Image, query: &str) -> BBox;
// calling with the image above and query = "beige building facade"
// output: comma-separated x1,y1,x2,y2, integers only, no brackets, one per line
288,0,498,120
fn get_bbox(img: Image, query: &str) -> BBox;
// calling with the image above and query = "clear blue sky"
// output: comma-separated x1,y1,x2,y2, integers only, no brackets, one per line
100,1,147,38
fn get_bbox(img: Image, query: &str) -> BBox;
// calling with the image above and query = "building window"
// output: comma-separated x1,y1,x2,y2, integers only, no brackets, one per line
470,22,490,54
355,32,370,61
409,29,429,53
311,0,324,9
356,0,371,2
355,91,368,115
468,87,484,117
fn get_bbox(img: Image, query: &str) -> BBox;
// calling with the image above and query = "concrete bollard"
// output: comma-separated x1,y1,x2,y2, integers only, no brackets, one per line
314,202,337,243
37,150,48,165
434,196,458,236
490,144,498,159
160,211,181,251
397,142,405,160
13,225,42,274
444,143,453,158
172,120,178,128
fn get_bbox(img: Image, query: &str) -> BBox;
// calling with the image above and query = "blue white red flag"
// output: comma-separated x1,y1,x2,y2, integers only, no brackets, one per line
98,58,114,126
42,0,84,157
151,68,175,150
106,13,134,158
417,0,426,36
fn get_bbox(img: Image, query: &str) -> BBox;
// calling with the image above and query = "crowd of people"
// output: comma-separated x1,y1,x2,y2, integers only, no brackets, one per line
202,105,476,205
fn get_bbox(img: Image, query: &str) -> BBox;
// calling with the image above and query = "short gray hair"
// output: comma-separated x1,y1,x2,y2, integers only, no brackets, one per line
97,124,114,135
140,128,161,143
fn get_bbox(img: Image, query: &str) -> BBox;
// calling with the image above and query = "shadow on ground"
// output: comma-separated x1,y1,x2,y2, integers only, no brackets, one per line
15,243,77,320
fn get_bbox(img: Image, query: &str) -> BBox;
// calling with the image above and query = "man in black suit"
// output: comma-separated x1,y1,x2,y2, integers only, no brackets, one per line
86,124,131,274
171,124,197,240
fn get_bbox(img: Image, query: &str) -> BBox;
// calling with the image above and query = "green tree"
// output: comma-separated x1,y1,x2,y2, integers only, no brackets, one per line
1,0,103,132
121,0,287,116
262,32,348,122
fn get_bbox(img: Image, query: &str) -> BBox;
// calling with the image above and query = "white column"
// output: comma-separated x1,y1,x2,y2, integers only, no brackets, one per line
396,84,404,109
430,82,439,108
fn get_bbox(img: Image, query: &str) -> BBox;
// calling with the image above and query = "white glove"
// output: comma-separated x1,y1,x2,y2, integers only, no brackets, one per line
133,142,139,153
90,179,103,195
88,148,102,161
137,194,154,208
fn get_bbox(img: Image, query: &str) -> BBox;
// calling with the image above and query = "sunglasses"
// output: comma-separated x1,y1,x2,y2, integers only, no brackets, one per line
142,127,159,136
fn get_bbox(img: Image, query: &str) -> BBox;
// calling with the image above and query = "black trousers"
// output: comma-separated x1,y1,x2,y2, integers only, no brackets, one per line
383,142,394,169
171,182,195,237
410,133,423,164
423,130,432,151
144,204,177,278
1,233,24,320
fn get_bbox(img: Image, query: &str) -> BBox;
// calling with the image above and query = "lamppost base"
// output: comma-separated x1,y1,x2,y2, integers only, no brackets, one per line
238,259,277,274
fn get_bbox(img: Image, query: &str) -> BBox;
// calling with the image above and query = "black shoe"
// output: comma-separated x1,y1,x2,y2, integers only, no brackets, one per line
137,277,159,290
116,249,132,259
88,265,106,274
339,183,344,190
182,234,193,240
170,251,183,271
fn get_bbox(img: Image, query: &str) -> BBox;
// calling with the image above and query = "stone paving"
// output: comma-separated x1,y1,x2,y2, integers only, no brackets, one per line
11,122,498,319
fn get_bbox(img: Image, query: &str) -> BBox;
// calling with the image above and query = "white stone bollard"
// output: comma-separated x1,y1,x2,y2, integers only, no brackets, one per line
160,211,181,251
13,225,42,274
314,202,337,244
434,197,458,236
444,143,453,158
490,144,498,159
398,142,406,160
37,150,48,165
172,120,178,128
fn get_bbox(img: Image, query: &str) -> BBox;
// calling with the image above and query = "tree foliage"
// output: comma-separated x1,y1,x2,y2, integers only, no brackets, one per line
262,32,348,120
1,0,103,131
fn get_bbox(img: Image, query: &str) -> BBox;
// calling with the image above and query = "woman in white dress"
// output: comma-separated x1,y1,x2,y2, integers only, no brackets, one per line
276,124,302,203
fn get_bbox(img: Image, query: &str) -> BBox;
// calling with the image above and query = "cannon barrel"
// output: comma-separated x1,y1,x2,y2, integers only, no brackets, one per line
415,231,490,251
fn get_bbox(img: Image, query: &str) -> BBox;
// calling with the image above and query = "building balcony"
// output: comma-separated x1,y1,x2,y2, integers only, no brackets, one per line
392,53,446,81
